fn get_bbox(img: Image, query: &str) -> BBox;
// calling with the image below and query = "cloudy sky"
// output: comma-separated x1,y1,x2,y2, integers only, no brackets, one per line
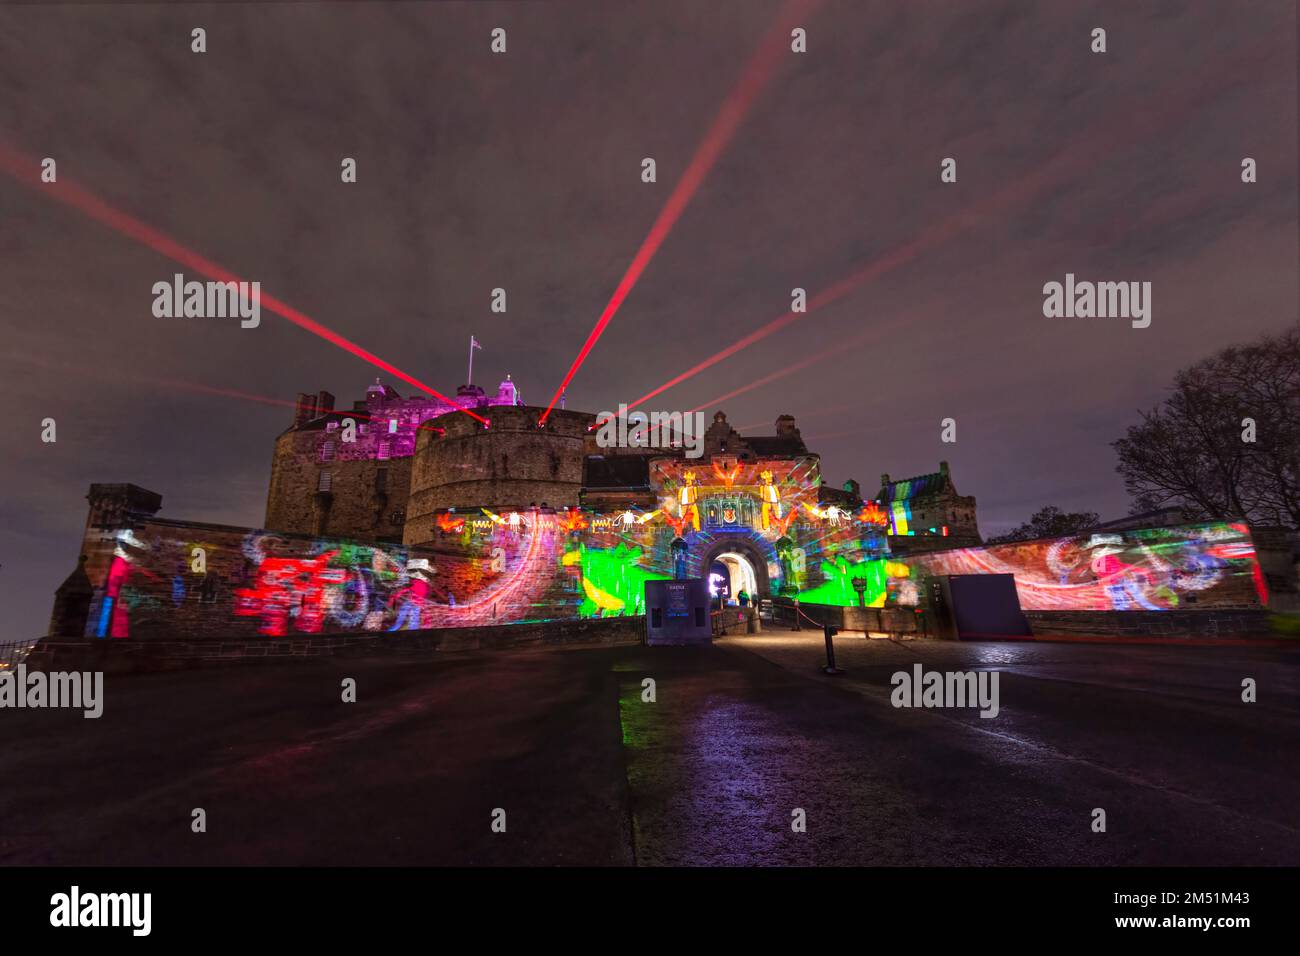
0,0,1296,638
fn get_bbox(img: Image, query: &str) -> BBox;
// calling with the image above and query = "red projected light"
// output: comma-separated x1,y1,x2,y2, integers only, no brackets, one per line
0,143,487,426
153,378,447,435
537,0,821,425
616,41,1265,417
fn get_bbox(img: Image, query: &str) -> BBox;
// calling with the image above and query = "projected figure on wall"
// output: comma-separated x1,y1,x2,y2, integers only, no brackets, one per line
711,458,741,490
759,470,782,531
96,528,150,638
679,471,701,533
802,502,849,527
388,559,435,631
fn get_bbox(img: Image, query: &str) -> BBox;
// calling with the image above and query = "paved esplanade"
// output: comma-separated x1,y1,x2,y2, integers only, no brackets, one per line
3,635,1297,865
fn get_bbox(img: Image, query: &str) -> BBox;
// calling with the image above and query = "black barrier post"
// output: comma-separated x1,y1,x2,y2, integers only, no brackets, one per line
792,597,801,631
822,624,843,675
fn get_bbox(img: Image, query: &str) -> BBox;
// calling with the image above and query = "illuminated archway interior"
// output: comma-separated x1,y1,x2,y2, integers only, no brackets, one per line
713,551,758,601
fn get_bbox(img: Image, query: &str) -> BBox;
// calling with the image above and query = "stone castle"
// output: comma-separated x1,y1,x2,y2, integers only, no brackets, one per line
47,373,1281,643
262,375,983,554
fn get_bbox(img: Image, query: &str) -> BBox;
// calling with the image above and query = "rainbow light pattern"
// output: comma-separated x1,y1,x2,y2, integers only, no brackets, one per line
895,522,1266,611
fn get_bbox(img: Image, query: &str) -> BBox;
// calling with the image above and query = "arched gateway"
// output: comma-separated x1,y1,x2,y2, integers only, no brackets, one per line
695,537,772,599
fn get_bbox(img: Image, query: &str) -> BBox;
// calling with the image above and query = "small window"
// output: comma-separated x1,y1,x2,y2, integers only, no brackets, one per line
388,419,398,434
377,441,391,461
326,421,339,432
318,470,333,492
320,440,336,462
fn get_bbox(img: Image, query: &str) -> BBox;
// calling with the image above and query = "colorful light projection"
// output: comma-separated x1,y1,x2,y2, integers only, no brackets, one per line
897,522,1267,611
80,470,1268,640
782,510,891,604
650,456,821,538
83,516,580,639
561,542,671,617
236,522,573,632
796,556,889,607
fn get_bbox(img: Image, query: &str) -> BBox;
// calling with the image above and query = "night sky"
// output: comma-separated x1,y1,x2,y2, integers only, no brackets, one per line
1,1,1296,640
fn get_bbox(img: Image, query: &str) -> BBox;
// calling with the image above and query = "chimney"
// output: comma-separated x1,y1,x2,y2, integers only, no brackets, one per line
316,391,335,414
939,460,949,476
86,483,163,530
294,393,317,427
775,414,797,437
880,473,891,488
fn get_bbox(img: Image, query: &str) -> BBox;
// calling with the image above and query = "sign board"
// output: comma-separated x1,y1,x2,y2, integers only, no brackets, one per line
645,578,712,646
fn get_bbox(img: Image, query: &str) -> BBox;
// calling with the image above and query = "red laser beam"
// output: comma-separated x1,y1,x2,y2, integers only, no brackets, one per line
0,143,488,425
537,0,821,426
152,378,447,434
619,214,974,414
686,321,882,414
5,349,452,435
682,148,1235,420
155,380,302,411
619,40,1273,417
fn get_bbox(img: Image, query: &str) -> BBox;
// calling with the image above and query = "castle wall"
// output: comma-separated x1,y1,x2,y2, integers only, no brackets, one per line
892,522,1268,611
265,429,410,541
73,511,587,641
54,481,1273,643
58,460,891,640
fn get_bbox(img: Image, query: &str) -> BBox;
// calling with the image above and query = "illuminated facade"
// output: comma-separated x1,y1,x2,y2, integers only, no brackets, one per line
47,379,1273,642
895,522,1268,611
265,377,522,542
59,487,1268,642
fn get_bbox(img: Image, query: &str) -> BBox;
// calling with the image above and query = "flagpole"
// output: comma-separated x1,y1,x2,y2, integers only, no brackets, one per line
468,335,475,385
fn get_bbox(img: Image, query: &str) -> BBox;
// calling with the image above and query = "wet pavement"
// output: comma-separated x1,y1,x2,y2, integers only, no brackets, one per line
639,632,1300,864
0,648,635,865
2,633,1297,865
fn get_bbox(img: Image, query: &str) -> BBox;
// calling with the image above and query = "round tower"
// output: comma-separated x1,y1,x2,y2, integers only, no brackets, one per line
404,405,594,545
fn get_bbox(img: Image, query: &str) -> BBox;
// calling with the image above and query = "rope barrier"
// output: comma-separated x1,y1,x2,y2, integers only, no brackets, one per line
795,605,826,628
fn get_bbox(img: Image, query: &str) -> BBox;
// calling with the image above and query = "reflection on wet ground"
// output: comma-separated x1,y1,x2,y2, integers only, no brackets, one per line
619,633,1300,864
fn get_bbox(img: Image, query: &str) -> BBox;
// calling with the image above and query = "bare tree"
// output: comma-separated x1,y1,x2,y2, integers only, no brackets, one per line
986,506,1101,544
1113,325,1300,529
